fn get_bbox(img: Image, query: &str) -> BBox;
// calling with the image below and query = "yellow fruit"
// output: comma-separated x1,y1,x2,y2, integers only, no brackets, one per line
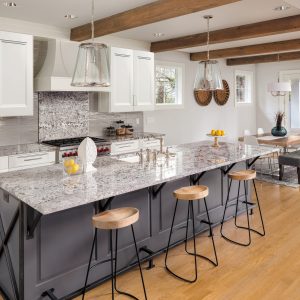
211,130,216,136
70,164,80,174
64,159,75,168
216,130,222,136
221,130,225,136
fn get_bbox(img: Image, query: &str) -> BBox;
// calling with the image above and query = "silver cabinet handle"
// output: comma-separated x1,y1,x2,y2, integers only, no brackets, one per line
1,39,26,45
23,157,43,162
17,153,47,159
114,53,131,58
137,56,151,60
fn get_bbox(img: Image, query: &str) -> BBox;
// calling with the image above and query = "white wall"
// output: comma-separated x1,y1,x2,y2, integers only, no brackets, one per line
256,60,300,132
144,51,257,145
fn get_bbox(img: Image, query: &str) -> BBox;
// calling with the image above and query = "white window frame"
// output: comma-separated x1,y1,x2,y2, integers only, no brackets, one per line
234,70,253,106
155,61,185,110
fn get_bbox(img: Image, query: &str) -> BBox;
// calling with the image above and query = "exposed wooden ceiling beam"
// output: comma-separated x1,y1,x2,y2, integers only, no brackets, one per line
226,51,300,66
151,14,300,52
70,0,240,42
190,39,300,61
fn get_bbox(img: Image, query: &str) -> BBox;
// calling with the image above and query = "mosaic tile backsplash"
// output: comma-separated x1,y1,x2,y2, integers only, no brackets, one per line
38,92,89,141
0,94,38,147
0,92,144,146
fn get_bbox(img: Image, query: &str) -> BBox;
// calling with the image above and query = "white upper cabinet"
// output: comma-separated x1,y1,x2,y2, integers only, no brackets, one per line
0,31,33,117
99,47,154,113
110,47,134,112
133,51,154,111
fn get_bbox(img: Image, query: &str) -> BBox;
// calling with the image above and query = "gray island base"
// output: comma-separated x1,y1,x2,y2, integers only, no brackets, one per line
0,141,277,300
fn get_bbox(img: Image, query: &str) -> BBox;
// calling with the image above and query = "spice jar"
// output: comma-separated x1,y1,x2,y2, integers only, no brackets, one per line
115,120,126,135
125,125,134,135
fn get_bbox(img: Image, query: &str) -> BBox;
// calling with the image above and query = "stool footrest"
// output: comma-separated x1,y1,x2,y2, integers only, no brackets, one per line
200,220,213,226
90,258,115,271
242,201,255,206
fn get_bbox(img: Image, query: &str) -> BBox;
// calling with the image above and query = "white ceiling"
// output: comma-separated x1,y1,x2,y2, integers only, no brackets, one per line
1,0,300,53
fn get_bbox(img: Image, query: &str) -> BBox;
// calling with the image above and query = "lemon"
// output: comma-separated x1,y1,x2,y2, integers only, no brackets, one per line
64,159,75,168
216,130,222,136
70,164,80,174
211,129,216,136
221,130,225,136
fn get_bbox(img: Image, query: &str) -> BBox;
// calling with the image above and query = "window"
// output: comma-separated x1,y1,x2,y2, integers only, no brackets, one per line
155,61,184,109
235,70,253,105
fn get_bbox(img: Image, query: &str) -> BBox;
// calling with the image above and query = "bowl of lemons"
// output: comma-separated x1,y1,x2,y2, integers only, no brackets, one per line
63,157,82,176
207,130,226,148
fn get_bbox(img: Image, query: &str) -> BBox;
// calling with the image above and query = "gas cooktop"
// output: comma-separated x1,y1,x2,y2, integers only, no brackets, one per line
43,137,109,148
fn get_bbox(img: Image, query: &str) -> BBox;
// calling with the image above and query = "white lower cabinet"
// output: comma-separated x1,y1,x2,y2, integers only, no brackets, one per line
0,31,33,117
140,139,161,150
0,156,8,173
0,151,56,173
111,140,140,155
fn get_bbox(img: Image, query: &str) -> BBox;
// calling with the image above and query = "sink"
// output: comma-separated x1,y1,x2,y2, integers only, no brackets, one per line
115,155,140,163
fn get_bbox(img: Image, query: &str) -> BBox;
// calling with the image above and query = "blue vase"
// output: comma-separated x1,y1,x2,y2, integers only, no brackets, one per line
271,126,287,137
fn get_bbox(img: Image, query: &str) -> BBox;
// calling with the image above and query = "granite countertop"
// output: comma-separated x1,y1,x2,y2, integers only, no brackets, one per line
102,132,165,142
0,141,278,215
0,143,57,157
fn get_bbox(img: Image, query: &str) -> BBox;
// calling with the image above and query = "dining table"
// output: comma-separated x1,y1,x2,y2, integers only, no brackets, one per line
239,133,300,153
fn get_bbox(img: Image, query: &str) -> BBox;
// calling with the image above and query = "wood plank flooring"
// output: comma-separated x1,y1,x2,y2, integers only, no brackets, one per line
74,181,300,300
1,181,300,300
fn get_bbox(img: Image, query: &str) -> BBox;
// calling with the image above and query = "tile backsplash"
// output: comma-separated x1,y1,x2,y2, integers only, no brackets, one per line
89,112,144,137
0,94,38,147
0,92,144,147
39,92,89,141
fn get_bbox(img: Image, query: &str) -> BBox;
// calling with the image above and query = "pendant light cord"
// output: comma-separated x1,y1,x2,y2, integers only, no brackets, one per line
206,17,210,61
91,0,95,42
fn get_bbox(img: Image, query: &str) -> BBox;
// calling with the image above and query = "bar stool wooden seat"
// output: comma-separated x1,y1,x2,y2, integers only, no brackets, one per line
82,207,147,300
165,185,218,284
220,169,266,247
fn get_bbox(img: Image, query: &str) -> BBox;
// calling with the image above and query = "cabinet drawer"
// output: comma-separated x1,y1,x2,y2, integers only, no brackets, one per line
9,151,55,169
111,140,139,155
140,139,161,149
0,156,8,172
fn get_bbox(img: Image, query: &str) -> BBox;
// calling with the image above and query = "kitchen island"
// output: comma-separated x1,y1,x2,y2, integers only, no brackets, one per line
0,141,277,300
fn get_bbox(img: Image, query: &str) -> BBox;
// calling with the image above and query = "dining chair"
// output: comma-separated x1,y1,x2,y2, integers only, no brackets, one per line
257,128,264,135
244,136,276,176
244,129,251,136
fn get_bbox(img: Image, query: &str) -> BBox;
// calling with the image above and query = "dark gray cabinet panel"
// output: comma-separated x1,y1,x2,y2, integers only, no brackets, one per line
0,164,253,300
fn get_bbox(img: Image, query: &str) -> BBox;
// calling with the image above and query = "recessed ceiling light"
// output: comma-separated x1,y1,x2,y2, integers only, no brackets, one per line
153,33,165,38
274,5,290,11
64,14,78,19
3,2,17,7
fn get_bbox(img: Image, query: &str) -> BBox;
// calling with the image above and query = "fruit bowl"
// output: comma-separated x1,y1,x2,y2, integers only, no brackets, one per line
207,132,226,148
63,157,83,176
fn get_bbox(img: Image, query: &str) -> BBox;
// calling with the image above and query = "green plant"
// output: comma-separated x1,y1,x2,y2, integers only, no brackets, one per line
275,112,285,129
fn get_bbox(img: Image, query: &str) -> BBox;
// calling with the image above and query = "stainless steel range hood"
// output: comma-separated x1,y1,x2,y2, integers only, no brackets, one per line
34,39,110,92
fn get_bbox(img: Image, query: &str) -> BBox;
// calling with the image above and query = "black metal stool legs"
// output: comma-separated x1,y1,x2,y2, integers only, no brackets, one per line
113,228,148,300
234,180,266,237
220,179,266,247
82,229,97,300
165,200,198,283
184,199,218,267
82,227,147,300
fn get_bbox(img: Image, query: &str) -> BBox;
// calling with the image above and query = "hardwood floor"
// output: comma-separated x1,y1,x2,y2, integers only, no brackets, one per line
74,181,300,300
1,181,300,300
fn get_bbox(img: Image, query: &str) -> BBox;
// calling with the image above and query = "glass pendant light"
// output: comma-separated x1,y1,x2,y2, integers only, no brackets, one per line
194,16,223,91
71,0,110,87
268,55,291,97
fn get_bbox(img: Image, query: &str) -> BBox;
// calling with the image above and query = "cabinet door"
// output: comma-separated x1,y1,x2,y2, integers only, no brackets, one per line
0,32,33,117
110,47,134,112
133,51,154,111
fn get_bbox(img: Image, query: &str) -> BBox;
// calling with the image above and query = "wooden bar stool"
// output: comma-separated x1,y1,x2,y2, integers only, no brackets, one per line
82,207,147,300
220,169,266,247
165,185,218,283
